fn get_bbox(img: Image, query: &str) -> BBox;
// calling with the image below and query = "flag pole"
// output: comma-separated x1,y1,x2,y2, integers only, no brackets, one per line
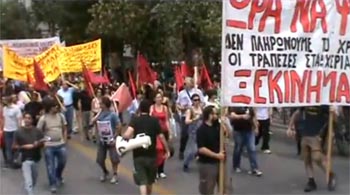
326,106,334,183
135,51,140,91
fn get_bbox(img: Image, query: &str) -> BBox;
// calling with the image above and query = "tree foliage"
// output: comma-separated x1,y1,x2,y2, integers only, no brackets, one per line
31,0,97,45
0,1,39,39
88,1,222,65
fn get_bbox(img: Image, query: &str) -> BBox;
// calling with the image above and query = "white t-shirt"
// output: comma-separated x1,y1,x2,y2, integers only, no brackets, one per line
2,105,22,132
256,107,270,120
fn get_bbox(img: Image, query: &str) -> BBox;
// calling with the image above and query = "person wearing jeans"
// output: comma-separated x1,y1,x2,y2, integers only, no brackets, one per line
14,113,45,195
57,81,78,138
44,145,67,189
183,94,202,172
2,95,22,167
37,99,68,193
229,107,263,176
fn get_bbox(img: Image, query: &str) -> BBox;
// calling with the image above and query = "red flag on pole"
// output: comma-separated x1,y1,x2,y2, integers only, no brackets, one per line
137,53,157,85
180,61,193,78
174,66,184,92
128,71,137,98
198,65,213,90
110,83,133,113
82,64,95,97
33,60,49,91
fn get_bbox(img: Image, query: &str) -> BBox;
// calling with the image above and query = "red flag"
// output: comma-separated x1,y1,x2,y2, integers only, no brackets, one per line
180,61,193,78
82,64,95,97
199,65,213,90
110,83,133,113
174,66,184,92
85,67,109,84
33,60,49,91
26,71,34,85
128,71,136,98
137,53,157,85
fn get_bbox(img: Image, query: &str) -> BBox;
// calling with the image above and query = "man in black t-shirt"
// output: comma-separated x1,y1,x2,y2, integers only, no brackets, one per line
288,106,336,192
123,100,170,195
13,113,45,195
196,106,226,195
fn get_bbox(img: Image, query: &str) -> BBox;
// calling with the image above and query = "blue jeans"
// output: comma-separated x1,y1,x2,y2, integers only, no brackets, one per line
233,131,258,170
4,131,15,165
63,106,74,135
183,134,197,167
44,145,67,187
22,160,38,195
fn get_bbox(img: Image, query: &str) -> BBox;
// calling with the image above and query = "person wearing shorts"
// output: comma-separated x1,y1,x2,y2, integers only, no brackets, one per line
92,97,121,184
123,100,170,195
288,106,337,192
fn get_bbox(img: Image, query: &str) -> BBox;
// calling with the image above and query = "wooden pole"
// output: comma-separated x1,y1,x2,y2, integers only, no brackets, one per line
194,66,199,89
326,106,334,183
219,107,226,195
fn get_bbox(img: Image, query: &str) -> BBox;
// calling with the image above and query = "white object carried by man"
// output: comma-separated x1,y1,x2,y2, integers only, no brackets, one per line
115,133,152,156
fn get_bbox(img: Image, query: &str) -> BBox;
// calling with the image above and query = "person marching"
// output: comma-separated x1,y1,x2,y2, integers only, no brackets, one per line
150,92,171,179
13,113,45,195
123,100,170,195
287,106,337,192
196,105,227,195
92,96,121,184
183,93,203,172
36,99,68,193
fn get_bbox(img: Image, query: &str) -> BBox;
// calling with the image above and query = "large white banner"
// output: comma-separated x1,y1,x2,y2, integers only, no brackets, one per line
0,36,60,70
221,0,350,107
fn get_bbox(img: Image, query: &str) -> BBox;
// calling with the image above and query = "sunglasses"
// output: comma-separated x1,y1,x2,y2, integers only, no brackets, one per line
192,99,200,102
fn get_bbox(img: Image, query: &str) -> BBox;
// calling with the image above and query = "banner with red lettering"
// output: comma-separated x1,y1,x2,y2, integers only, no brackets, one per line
221,0,350,107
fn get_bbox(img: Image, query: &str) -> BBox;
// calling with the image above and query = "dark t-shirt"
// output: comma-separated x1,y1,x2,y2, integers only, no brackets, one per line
78,90,92,111
129,114,161,159
196,122,220,164
14,127,44,162
299,106,329,137
229,107,254,131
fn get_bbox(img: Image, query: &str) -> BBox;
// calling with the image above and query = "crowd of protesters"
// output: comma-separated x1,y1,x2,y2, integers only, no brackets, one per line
0,69,348,195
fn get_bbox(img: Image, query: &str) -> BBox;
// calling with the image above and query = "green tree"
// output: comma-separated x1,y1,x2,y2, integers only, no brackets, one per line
31,0,98,44
0,0,39,39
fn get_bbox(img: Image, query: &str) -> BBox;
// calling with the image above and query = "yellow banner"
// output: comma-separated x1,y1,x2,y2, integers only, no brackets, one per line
60,39,101,73
3,45,61,82
3,39,102,81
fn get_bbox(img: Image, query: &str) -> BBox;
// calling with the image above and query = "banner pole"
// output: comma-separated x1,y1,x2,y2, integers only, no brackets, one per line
219,106,226,195
326,106,334,183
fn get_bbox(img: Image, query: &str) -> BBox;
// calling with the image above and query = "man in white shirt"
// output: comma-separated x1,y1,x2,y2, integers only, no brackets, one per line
176,77,204,159
57,81,78,139
2,95,22,167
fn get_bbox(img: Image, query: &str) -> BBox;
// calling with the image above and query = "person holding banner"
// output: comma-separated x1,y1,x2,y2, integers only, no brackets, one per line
287,106,337,192
196,105,227,195
57,81,79,139
92,96,121,184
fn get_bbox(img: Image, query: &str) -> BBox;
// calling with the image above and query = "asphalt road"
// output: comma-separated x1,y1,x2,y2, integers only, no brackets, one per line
1,126,349,195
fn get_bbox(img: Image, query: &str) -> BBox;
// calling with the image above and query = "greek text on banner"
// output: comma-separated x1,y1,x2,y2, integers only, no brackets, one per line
0,37,60,70
221,0,350,107
60,39,101,73
3,45,61,82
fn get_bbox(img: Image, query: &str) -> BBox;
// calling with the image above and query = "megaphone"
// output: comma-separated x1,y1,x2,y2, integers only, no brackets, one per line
115,133,152,156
